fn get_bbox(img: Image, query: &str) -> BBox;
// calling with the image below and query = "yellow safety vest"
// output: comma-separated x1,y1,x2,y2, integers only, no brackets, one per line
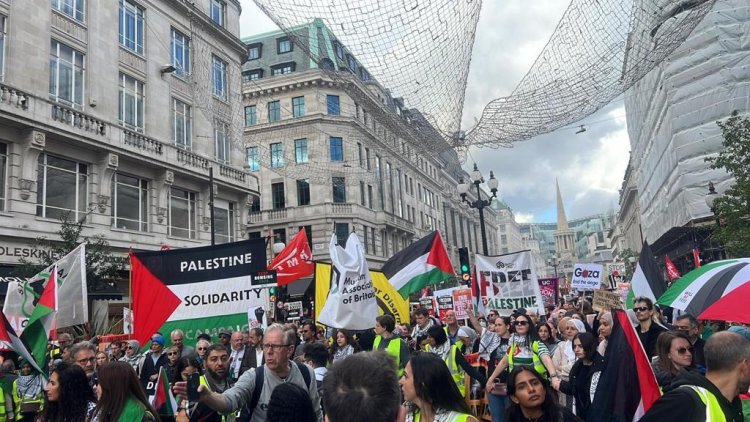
507,340,547,378
373,335,405,377
684,386,726,422
412,408,471,422
444,326,464,349
0,383,7,422
426,344,465,396
12,378,44,414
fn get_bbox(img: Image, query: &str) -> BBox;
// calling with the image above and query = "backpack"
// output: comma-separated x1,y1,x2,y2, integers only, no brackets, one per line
247,361,312,416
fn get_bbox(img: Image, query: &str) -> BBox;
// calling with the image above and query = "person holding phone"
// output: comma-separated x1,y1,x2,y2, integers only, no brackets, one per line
171,356,202,422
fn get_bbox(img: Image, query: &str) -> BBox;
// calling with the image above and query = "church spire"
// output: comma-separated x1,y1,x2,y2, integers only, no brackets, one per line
556,179,570,230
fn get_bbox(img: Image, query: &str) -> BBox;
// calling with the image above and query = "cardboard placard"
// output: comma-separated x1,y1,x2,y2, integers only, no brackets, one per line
592,290,623,312
437,296,454,320
419,296,436,317
452,289,473,320
572,263,604,290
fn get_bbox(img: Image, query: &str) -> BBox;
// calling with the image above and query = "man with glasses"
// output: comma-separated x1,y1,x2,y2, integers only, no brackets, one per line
676,313,706,367
196,339,211,364
175,324,322,422
139,333,168,395
50,332,73,361
633,296,666,359
69,341,98,385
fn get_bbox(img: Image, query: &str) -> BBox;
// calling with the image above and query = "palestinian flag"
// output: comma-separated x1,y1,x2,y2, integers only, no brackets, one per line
0,312,45,375
589,309,661,421
626,241,667,308
381,231,454,299
151,366,177,416
131,239,267,346
20,266,58,371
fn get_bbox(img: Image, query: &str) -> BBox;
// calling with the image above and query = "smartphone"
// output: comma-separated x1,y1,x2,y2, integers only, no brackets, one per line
187,373,200,401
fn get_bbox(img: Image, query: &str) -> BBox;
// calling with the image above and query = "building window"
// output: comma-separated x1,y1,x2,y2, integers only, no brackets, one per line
170,28,190,77
172,98,191,150
0,16,6,81
53,0,84,22
268,100,281,122
244,105,257,126
247,43,262,60
326,95,340,115
299,225,313,249
292,96,305,117
271,62,295,76
212,55,228,100
49,39,84,108
360,181,366,206
294,138,308,164
214,121,229,163
273,228,287,245
330,137,343,161
332,177,346,203
246,146,260,172
271,182,285,209
364,226,370,254
214,201,235,244
119,73,145,132
334,42,344,59
169,187,196,239
111,173,148,231
335,223,348,247
297,179,310,206
36,154,87,221
277,37,292,54
243,69,263,82
367,185,373,209
270,142,284,168
347,55,356,72
119,0,143,54
0,143,6,211
210,0,225,27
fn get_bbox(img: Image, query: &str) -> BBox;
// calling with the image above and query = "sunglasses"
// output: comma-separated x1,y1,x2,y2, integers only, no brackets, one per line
514,320,529,326
167,352,179,356
633,306,650,313
676,346,694,355
126,346,135,350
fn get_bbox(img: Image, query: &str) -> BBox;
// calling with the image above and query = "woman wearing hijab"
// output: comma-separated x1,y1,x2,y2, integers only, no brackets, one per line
119,340,144,372
12,360,44,421
551,318,585,410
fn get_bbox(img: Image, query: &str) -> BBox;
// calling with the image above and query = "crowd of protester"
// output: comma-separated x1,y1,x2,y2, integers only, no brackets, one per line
1,293,750,421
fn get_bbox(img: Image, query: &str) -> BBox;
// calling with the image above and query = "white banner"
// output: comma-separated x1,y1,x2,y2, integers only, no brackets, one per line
318,233,379,330
3,244,87,333
475,251,545,315
572,263,604,290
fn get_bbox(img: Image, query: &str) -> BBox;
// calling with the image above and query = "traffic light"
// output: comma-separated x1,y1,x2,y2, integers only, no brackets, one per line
458,247,471,286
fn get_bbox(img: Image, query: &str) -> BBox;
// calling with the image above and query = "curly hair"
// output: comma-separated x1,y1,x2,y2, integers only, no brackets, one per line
36,362,96,422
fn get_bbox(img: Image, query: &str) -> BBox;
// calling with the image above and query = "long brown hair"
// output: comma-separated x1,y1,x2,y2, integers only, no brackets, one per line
91,362,160,422
655,331,693,375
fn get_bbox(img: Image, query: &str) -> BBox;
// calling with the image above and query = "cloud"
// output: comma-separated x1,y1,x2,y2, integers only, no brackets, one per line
514,212,535,224
238,1,630,223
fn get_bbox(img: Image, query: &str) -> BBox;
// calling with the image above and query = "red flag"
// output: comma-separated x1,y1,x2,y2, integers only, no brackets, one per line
269,229,314,285
664,256,681,281
130,252,182,346
692,249,702,268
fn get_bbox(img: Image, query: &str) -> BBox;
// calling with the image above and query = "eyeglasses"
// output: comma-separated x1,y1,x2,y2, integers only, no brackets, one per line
633,306,650,313
675,326,692,331
676,346,694,355
167,352,178,356
514,321,529,326
126,346,135,350
262,344,291,351
76,357,96,364
197,347,207,351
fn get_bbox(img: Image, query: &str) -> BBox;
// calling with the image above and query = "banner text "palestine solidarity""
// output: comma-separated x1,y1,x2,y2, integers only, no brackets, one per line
180,253,253,272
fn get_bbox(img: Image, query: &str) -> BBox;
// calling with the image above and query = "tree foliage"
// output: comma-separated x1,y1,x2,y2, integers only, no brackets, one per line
706,111,750,257
13,211,124,291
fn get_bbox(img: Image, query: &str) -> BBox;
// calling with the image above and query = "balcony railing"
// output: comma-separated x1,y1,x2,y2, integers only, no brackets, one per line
122,129,163,155
50,103,107,135
0,84,29,110
176,149,209,169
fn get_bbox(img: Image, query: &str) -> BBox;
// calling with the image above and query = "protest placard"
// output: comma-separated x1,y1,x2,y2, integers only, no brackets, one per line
452,289,473,319
592,289,624,312
572,263,604,290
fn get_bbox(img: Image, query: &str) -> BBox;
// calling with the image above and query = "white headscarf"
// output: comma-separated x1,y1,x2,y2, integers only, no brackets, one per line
564,319,586,362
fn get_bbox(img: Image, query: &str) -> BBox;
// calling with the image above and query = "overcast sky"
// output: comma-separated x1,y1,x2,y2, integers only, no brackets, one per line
238,1,630,224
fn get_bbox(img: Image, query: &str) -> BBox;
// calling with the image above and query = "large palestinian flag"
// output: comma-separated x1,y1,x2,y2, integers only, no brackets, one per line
381,231,454,298
626,241,667,308
131,239,268,346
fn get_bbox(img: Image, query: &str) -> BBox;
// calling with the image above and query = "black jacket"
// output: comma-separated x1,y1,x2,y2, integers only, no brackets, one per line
635,322,666,359
559,352,605,420
139,351,168,394
639,370,744,422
